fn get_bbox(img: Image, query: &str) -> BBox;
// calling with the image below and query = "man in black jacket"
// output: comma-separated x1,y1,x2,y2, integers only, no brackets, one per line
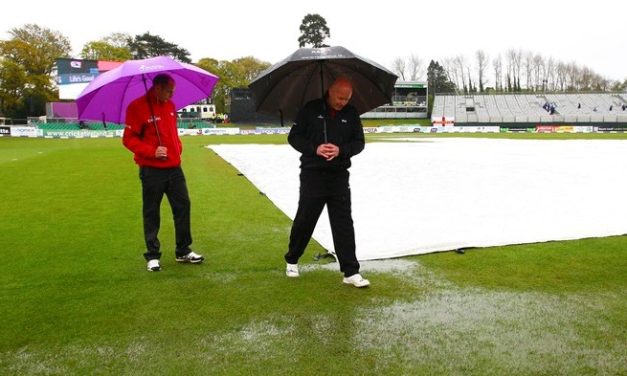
284,77,369,288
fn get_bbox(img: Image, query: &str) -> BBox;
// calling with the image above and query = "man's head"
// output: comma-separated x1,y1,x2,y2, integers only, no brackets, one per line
152,74,175,103
326,77,353,111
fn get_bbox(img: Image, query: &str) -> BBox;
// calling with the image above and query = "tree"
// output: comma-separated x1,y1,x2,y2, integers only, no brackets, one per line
427,61,456,95
427,60,456,115
298,14,330,48
565,63,578,91
3,24,71,76
230,56,271,84
392,54,425,82
610,79,627,92
81,41,132,61
531,53,544,92
506,49,521,92
475,50,488,92
442,58,458,91
408,54,425,81
0,24,71,118
453,55,467,94
196,58,228,112
392,58,406,81
103,33,131,48
0,59,28,117
128,32,191,63
492,55,503,91
196,56,270,114
545,57,556,92
440,47,623,93
523,51,533,91
512,50,522,91
81,33,132,61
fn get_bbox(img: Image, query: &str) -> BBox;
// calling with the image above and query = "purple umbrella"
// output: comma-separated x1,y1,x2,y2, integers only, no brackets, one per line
76,56,219,125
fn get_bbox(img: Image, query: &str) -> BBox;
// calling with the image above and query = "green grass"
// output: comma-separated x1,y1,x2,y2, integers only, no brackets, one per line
419,237,627,293
0,134,625,375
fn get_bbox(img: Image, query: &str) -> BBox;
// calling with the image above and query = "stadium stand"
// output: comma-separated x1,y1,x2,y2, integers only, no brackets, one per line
432,93,627,123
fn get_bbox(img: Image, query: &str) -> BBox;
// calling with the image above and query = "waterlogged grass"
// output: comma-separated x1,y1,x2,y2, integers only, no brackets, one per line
419,237,627,293
0,135,625,375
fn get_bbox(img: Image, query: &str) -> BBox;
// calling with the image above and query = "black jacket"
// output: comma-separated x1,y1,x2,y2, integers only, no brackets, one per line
288,98,365,171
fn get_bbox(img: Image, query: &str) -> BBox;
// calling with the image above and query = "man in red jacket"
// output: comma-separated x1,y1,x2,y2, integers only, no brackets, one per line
123,73,203,272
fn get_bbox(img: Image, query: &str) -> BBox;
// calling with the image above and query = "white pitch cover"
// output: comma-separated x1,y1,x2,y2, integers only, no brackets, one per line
210,138,627,260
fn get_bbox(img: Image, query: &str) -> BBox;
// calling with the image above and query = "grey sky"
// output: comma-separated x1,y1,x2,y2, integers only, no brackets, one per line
4,0,626,81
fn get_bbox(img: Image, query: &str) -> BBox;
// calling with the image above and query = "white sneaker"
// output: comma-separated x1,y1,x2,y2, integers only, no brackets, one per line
147,259,161,272
286,263,299,278
176,251,204,264
343,273,370,288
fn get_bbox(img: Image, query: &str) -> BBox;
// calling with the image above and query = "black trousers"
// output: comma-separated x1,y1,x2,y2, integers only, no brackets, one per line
139,166,192,260
285,170,360,277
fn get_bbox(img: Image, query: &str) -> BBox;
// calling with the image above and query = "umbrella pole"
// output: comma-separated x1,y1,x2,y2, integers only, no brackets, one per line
319,62,327,143
141,75,163,146
322,108,328,143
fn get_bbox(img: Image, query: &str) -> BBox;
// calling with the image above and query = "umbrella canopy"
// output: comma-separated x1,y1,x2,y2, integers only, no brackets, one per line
248,46,397,122
77,56,219,124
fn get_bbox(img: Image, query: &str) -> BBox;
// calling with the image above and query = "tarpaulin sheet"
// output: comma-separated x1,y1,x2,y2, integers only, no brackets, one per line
210,138,627,260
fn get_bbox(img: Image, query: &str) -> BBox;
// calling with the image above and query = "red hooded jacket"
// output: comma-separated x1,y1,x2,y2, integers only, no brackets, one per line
123,92,182,168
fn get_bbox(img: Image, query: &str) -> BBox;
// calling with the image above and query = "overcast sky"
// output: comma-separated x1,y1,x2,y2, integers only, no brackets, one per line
4,0,626,81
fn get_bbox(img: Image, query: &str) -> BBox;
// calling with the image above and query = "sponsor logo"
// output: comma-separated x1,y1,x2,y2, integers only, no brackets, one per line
57,73,97,84
69,74,95,83
70,61,82,68
138,64,165,72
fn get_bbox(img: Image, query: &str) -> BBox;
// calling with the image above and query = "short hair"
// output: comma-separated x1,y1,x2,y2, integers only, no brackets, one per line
153,73,173,87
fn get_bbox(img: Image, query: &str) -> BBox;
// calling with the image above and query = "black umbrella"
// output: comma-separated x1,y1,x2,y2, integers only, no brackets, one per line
249,46,398,126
